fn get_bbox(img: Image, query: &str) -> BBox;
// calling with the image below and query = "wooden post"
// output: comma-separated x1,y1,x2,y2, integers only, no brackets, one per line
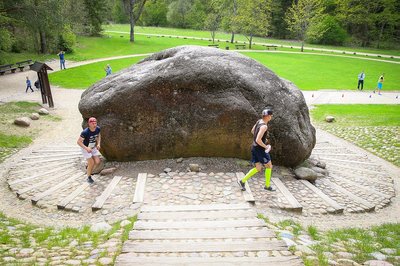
30,62,54,107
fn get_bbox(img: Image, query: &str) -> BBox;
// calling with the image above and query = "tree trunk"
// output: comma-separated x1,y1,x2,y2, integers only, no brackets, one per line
231,0,237,43
211,31,215,43
301,40,304,52
129,0,135,42
39,29,47,54
249,34,253,49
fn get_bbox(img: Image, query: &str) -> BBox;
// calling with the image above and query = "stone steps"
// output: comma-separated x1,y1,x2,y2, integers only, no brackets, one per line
6,147,131,214
116,204,303,266
116,256,303,266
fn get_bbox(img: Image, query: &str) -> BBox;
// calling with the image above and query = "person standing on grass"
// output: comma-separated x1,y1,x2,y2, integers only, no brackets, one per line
105,64,112,76
57,50,66,70
357,71,365,90
25,76,34,93
374,73,384,95
237,109,276,192
77,117,101,184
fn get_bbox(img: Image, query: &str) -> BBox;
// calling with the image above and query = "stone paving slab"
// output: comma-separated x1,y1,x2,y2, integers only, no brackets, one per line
117,203,303,265
116,256,303,266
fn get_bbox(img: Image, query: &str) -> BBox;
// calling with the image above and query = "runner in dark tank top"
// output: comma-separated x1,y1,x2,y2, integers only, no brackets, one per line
237,109,275,192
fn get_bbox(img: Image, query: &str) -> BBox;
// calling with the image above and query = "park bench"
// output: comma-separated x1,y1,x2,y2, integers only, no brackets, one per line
15,60,33,71
264,45,278,50
0,64,18,75
208,44,219,48
235,44,246,49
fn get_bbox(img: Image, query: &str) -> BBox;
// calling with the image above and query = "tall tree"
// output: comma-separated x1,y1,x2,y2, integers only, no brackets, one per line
166,0,193,28
285,0,324,51
269,0,292,38
186,0,208,30
83,0,107,36
233,0,272,49
124,0,147,42
140,0,168,26
204,0,227,43
0,0,18,54
334,0,380,47
374,0,400,48
16,0,65,54
220,0,237,43
112,0,130,23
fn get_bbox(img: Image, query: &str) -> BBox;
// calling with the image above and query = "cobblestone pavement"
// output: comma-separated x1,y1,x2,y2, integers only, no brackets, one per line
1,127,398,229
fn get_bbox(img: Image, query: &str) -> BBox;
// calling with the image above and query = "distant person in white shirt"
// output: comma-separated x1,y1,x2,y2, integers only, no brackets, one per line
357,71,365,90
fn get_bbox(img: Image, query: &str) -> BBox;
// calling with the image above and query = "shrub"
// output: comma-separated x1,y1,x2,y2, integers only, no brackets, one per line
307,15,347,45
58,25,76,53
0,28,13,52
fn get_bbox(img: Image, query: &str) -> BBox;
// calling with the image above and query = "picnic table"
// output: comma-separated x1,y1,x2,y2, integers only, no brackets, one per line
264,45,278,50
235,44,246,49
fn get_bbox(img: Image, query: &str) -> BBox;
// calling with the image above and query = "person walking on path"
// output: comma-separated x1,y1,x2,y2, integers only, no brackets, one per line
374,73,384,95
77,117,101,184
105,64,112,76
57,50,66,70
357,71,365,90
25,76,34,93
238,109,276,192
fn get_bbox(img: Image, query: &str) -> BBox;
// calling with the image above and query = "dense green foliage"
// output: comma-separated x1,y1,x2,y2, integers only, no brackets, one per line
307,15,347,45
1,0,399,63
83,0,108,36
285,0,325,51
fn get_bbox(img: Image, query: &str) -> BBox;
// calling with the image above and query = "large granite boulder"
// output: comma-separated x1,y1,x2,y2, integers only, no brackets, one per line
79,45,315,166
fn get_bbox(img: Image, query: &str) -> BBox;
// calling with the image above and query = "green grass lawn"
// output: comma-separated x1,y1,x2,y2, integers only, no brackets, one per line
69,32,233,61
0,51,54,65
105,24,400,56
310,104,400,166
49,56,146,89
245,52,400,90
310,104,399,126
49,49,400,91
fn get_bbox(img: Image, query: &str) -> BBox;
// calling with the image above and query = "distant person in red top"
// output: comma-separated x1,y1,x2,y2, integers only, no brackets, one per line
77,117,101,183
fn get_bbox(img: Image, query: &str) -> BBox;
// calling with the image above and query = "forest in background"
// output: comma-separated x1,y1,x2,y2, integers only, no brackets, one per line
0,0,399,63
